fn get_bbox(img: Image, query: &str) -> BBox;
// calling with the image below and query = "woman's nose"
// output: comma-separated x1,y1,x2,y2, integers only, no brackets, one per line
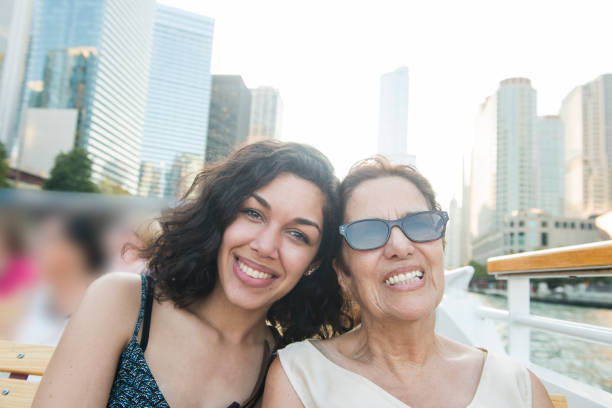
249,226,280,259
383,225,416,259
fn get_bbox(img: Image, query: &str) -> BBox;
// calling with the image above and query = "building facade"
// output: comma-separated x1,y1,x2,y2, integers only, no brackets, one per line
378,66,411,164
0,0,33,156
560,74,612,218
248,86,282,142
535,115,564,216
139,4,214,198
471,209,600,264
205,75,251,164
14,0,156,194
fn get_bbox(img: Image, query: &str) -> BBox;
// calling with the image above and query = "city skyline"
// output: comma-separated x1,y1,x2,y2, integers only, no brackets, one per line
160,0,612,209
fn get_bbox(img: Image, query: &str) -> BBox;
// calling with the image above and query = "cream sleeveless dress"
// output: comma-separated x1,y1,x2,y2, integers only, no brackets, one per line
278,340,532,408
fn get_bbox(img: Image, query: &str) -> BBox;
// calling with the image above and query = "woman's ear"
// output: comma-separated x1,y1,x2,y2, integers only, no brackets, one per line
332,257,350,293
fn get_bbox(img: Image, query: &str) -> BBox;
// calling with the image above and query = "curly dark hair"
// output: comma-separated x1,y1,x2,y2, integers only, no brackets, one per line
138,140,352,345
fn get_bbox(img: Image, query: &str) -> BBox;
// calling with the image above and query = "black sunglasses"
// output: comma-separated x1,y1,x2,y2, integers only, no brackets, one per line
339,211,449,250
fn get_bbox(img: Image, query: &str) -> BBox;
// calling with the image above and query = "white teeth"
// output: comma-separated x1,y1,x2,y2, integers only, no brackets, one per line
238,260,272,280
385,270,424,286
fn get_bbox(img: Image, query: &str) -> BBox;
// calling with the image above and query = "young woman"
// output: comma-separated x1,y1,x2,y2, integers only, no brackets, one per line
33,141,351,408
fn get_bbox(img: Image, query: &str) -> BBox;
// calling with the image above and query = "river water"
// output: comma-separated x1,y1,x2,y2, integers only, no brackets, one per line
468,293,612,393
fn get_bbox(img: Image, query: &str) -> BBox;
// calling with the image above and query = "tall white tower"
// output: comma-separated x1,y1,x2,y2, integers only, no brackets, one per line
378,66,414,165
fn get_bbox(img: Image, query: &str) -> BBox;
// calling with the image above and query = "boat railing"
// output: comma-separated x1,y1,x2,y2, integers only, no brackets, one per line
481,240,612,407
483,240,612,359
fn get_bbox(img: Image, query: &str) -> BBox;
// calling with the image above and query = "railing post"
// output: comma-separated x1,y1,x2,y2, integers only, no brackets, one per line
507,277,530,361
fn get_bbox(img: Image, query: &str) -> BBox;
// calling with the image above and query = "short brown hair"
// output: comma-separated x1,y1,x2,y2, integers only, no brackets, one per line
339,156,441,221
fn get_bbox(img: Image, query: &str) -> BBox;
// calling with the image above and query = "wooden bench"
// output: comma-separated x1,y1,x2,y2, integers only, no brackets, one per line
0,340,55,408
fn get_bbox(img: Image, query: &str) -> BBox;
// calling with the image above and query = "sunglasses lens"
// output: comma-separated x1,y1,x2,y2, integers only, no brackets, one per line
346,220,388,250
402,212,445,242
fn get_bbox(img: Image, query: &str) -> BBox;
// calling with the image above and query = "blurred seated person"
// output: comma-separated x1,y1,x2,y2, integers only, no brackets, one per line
12,213,108,345
0,218,37,338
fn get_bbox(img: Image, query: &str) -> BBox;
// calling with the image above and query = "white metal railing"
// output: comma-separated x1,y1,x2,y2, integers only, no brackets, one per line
483,241,612,362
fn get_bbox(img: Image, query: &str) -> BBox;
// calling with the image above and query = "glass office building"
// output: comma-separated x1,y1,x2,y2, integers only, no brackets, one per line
205,75,251,165
138,4,214,198
16,0,156,193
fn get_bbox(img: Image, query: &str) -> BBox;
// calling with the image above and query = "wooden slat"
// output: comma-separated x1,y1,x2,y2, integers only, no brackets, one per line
488,240,612,275
0,341,54,376
0,378,39,408
550,394,568,408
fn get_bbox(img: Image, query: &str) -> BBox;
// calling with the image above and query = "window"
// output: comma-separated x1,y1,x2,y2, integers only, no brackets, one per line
580,222,585,229
588,223,594,230
555,221,560,228
518,232,525,246
563,222,567,228
541,232,548,246
570,222,575,229
519,220,525,227
509,232,515,245
541,221,547,228
510,221,514,227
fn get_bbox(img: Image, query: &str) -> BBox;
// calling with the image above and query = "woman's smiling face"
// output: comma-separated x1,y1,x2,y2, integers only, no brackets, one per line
216,172,325,311
336,176,445,323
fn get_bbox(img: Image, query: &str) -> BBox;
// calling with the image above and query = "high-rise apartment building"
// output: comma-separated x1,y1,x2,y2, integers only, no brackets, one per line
470,78,537,261
378,66,414,165
14,0,156,194
139,5,214,198
248,86,283,142
205,75,251,164
560,74,612,218
535,115,564,216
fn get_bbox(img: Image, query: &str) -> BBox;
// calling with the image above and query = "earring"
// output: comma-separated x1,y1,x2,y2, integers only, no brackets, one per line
304,265,318,276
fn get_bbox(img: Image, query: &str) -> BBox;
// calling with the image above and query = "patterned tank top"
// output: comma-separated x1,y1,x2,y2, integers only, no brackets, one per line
106,274,273,407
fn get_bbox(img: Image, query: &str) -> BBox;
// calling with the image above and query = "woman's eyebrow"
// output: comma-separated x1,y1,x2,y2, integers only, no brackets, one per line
252,193,321,233
251,192,270,209
293,218,321,233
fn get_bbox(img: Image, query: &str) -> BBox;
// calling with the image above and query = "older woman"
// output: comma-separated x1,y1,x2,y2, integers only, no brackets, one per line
263,157,553,408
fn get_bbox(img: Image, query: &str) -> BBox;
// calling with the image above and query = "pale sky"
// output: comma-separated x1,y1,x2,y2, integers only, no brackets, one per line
160,0,612,210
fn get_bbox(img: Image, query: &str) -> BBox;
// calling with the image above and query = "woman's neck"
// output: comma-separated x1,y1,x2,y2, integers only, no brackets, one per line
189,283,271,346
352,311,442,371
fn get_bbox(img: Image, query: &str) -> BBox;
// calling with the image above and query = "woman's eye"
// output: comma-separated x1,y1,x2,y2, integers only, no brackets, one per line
242,209,263,221
289,230,310,244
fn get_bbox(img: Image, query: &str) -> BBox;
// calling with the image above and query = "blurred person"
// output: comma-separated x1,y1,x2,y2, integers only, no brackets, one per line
33,141,351,408
263,157,553,408
0,218,37,338
12,213,108,345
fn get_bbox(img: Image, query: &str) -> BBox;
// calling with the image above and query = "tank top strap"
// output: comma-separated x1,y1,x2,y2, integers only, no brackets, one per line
132,274,148,340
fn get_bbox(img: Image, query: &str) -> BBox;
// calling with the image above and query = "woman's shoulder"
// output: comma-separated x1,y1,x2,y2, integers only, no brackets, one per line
80,273,146,336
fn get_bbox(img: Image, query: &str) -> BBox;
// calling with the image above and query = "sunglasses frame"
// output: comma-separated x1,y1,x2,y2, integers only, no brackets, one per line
339,210,449,250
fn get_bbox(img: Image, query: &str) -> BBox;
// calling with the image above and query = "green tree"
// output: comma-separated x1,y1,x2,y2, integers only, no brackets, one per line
468,260,489,281
0,141,9,188
43,147,99,193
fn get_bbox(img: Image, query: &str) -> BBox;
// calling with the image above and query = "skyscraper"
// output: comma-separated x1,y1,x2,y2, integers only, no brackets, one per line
14,0,156,194
470,78,537,261
139,4,214,198
205,75,251,164
378,66,414,165
248,86,283,142
560,74,612,218
535,116,564,216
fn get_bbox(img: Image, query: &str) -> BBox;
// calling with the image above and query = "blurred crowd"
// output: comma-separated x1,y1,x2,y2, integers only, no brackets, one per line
0,211,155,345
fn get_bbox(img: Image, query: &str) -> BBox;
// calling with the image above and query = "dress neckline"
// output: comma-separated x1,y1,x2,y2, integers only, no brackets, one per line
306,339,489,407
